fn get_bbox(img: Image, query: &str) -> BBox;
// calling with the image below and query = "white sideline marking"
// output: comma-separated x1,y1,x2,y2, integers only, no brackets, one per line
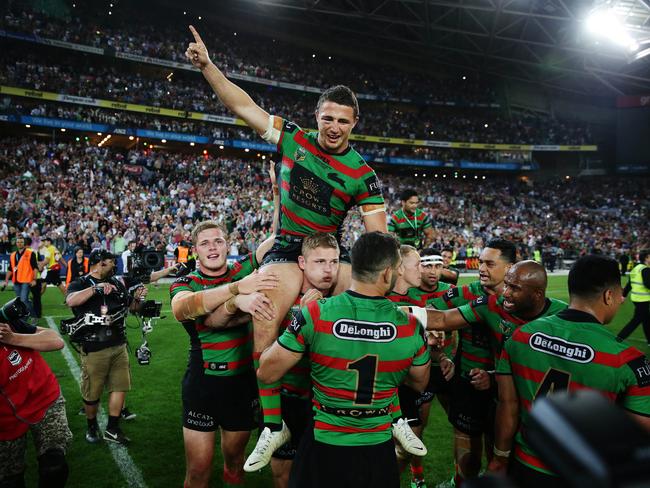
45,317,148,488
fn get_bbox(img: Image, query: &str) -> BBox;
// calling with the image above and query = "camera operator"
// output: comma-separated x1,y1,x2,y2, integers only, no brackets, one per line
65,249,147,446
0,298,72,488
125,243,181,284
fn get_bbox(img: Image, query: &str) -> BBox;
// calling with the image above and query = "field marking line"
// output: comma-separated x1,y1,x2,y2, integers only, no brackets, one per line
45,317,148,488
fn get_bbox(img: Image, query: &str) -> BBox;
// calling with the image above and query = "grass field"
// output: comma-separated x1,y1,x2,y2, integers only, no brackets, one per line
3,274,645,488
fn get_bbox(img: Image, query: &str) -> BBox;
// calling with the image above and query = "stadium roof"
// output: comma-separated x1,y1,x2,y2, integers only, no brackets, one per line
215,0,650,96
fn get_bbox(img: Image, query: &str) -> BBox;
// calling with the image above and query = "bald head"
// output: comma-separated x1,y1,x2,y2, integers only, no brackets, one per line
502,260,548,317
509,260,547,290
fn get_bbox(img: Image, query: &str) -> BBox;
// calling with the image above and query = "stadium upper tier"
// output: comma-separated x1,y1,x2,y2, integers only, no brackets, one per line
0,55,595,148
1,7,499,107
1,139,646,259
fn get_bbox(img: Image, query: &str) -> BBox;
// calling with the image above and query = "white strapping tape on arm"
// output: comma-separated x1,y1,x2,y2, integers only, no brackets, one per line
360,206,386,216
408,306,428,329
261,115,281,145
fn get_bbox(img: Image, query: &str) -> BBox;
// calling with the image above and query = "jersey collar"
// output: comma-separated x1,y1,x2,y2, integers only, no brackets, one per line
346,290,386,300
557,308,601,324
314,138,352,157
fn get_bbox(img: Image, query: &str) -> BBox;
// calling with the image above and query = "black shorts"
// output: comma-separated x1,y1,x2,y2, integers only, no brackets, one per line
45,270,62,286
510,459,567,488
272,395,313,460
397,366,452,426
262,236,351,266
182,369,258,432
447,376,495,436
398,385,425,426
289,424,399,488
427,362,452,396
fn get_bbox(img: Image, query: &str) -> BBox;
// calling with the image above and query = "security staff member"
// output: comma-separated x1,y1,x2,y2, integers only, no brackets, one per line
3,236,38,321
617,249,650,344
175,241,191,264
65,249,147,446
65,247,89,289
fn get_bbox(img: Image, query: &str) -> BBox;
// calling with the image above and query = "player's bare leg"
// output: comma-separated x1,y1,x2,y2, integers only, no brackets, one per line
453,430,483,487
183,429,215,488
270,458,291,488
407,401,433,487
246,262,302,472
221,429,251,486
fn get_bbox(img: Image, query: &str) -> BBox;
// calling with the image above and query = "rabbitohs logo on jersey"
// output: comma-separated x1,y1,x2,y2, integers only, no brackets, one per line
333,319,397,342
499,319,515,337
294,147,306,162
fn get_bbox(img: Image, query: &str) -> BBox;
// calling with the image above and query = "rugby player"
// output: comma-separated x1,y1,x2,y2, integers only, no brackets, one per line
169,222,278,488
423,261,567,361
419,239,517,487
185,26,389,469
258,232,430,488
387,247,453,488
439,247,460,286
387,190,434,249
270,232,340,488
491,255,650,487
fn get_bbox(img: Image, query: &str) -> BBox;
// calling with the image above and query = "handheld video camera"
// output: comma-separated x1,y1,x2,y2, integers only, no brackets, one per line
135,341,151,365
134,300,163,365
126,247,165,284
137,300,162,319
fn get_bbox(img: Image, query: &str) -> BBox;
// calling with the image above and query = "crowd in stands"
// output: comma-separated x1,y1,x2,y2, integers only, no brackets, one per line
1,139,646,264
2,99,526,164
1,7,498,106
0,55,594,145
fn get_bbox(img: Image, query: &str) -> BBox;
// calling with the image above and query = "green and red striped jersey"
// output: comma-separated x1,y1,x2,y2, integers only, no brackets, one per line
280,294,311,400
457,295,567,359
436,281,494,378
387,283,456,360
387,208,432,248
169,254,258,377
497,309,650,475
278,290,430,447
272,117,385,239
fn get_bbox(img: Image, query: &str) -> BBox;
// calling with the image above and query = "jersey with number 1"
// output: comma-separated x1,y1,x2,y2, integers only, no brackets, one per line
278,290,430,446
265,116,385,240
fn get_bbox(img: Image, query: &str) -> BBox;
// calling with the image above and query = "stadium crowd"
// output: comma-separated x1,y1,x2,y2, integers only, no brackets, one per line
0,56,594,145
1,8,498,106
2,99,526,164
0,139,646,263
1,10,648,488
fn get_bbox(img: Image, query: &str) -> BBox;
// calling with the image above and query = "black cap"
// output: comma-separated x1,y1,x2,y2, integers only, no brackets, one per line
88,249,116,266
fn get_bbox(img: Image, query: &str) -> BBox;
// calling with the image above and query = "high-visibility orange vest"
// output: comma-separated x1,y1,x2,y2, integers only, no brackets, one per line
9,249,36,284
66,257,89,286
177,246,189,263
